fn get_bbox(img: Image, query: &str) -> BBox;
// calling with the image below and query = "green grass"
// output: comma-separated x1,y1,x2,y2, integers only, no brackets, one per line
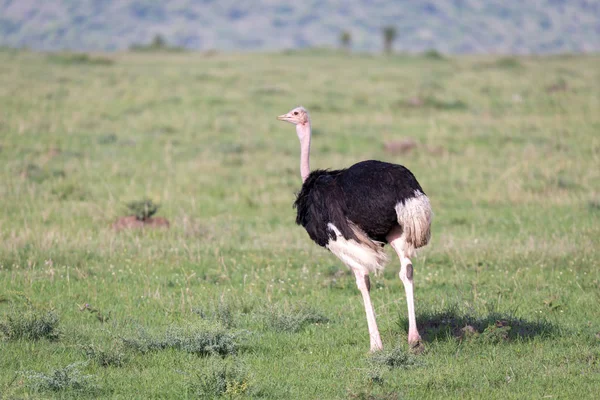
0,50,599,399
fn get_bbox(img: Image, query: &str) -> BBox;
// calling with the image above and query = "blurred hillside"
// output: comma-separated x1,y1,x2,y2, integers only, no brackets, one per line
0,0,599,53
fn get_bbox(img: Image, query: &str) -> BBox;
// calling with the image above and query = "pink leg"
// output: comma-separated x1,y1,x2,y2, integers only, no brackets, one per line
387,229,422,349
352,268,383,352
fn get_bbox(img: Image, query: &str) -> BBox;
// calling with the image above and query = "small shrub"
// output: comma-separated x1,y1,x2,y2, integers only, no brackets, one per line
361,346,421,386
264,303,329,333
189,358,250,398
126,199,159,221
215,300,235,328
165,325,240,356
120,327,156,353
193,298,235,328
369,346,421,369
122,322,244,357
83,343,128,367
21,362,96,392
0,308,60,341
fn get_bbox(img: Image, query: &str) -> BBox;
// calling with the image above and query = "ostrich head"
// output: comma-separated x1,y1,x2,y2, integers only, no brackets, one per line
277,106,310,126
277,106,312,181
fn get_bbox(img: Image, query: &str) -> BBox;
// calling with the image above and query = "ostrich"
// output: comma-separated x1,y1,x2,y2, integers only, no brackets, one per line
277,106,432,352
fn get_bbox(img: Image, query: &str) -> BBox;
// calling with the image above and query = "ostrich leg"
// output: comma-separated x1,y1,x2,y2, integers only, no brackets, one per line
352,268,383,352
388,229,423,350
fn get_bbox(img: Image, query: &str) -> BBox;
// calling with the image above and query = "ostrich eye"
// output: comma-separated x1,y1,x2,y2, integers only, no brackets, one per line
294,111,299,115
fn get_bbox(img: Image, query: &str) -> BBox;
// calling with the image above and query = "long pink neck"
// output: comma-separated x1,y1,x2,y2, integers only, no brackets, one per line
296,122,311,183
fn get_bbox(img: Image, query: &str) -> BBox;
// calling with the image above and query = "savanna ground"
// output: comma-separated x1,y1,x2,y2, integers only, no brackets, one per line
0,48,599,399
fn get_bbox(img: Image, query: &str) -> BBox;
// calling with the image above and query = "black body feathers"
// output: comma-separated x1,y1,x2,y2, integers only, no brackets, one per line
293,160,426,247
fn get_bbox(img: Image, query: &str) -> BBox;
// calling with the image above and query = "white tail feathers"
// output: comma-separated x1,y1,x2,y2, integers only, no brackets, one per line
394,191,432,257
327,222,389,274
326,191,431,273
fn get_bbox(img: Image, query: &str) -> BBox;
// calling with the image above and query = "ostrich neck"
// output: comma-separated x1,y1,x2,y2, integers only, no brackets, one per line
297,122,311,183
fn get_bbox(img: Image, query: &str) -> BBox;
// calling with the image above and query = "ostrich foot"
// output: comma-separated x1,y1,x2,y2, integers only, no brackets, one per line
409,339,425,354
408,332,424,354
369,342,383,353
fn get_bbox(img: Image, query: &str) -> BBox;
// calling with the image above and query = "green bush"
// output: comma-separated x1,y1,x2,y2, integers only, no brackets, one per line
369,346,420,369
126,199,159,221
263,303,329,333
21,362,96,393
188,358,250,398
0,308,60,341
193,298,236,328
122,322,244,357
83,343,128,367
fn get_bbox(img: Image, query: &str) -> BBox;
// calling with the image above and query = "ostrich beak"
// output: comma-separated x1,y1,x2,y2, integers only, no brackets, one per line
277,113,289,121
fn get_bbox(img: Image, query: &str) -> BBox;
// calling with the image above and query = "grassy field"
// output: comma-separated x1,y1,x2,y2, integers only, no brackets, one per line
0,49,599,399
